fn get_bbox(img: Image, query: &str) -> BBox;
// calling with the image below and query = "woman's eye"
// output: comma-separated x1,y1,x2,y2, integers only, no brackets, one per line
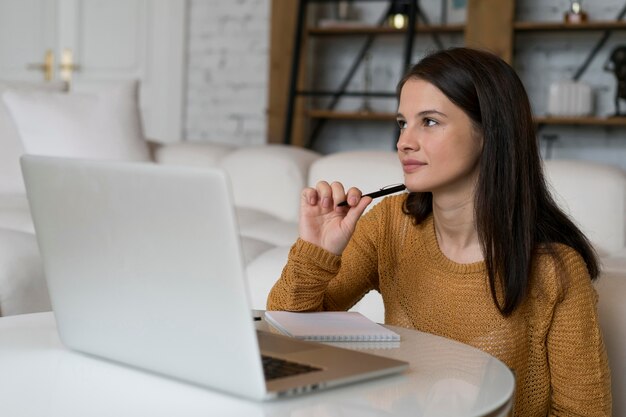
397,120,407,130
423,118,437,127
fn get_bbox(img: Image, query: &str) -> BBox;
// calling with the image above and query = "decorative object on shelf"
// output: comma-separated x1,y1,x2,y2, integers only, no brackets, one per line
445,0,467,25
604,45,626,116
547,80,593,117
317,0,361,28
564,0,588,24
387,0,410,29
335,0,352,20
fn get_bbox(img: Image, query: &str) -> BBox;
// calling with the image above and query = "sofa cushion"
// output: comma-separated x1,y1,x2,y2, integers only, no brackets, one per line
220,145,320,222
0,229,50,316
308,150,404,212
2,80,150,162
154,141,237,167
236,207,299,247
544,160,626,256
245,245,291,310
240,236,275,265
0,80,68,194
350,291,385,324
0,194,33,234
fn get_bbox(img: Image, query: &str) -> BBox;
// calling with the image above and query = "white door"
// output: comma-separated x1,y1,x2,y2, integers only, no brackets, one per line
0,0,186,142
0,0,57,82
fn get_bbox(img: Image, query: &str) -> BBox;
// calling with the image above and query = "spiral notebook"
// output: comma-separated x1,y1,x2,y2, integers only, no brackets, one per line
264,311,400,342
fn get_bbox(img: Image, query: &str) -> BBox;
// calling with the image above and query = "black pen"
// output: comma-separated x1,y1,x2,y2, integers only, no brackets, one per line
337,184,406,207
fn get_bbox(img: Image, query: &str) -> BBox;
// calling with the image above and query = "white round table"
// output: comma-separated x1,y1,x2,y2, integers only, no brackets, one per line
0,312,515,417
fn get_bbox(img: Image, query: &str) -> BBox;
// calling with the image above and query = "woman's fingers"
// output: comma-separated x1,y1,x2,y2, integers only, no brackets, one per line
315,181,335,209
298,181,369,255
330,181,348,208
329,183,365,209
305,181,366,211
301,187,318,206
344,196,372,225
344,187,363,207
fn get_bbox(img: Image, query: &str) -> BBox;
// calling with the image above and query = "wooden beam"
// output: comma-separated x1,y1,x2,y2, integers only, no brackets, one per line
266,0,308,146
465,0,515,63
267,0,294,144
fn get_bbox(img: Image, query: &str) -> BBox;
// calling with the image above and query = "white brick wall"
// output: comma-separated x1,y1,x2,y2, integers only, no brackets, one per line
184,0,626,170
185,0,270,146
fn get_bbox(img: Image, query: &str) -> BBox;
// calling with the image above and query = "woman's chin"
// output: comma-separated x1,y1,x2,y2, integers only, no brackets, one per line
405,184,431,193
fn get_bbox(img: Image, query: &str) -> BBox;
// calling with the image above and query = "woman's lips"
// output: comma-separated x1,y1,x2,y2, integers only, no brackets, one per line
402,159,427,173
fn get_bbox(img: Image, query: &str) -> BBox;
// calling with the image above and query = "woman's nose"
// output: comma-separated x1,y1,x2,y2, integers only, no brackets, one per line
396,130,419,153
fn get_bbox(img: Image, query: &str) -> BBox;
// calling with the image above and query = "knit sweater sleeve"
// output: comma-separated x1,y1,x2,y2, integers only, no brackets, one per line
266,198,386,312
544,246,611,416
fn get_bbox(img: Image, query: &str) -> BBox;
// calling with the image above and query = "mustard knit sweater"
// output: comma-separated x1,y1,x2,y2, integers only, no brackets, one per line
267,195,611,417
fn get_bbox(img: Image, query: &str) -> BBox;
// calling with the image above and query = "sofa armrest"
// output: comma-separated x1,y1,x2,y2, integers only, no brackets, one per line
594,269,626,417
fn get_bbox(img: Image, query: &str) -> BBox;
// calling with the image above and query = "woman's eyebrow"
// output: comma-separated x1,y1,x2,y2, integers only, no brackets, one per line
396,109,448,119
417,109,447,118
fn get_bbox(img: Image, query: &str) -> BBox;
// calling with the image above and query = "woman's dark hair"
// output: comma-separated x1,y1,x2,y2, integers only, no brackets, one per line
397,47,599,316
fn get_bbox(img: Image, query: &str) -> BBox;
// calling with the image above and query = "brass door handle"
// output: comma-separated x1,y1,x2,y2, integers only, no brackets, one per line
27,50,54,81
59,49,81,82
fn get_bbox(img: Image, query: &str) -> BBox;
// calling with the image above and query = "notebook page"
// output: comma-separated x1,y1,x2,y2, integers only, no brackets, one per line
264,311,400,342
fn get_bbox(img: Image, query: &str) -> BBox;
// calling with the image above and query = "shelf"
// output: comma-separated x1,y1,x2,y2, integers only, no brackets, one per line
308,110,396,121
308,112,626,127
297,90,396,97
277,1,626,146
308,24,464,36
515,20,626,32
535,116,626,126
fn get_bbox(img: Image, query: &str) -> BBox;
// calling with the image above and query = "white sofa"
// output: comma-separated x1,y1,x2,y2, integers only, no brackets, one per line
7,142,625,315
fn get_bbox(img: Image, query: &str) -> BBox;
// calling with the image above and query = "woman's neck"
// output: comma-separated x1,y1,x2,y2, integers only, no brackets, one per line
432,193,483,264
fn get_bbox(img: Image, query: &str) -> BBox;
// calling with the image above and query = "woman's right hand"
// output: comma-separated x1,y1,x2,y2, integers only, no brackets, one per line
298,181,372,255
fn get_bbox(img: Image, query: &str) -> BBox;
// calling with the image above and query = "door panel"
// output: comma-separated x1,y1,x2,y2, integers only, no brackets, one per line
72,0,145,74
81,0,143,70
0,0,186,142
0,0,56,80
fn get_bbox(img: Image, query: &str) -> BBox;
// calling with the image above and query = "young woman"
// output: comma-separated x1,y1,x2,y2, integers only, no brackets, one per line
267,48,611,416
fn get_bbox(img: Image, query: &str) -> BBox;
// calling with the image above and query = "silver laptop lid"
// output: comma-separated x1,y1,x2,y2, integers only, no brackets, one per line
21,155,267,399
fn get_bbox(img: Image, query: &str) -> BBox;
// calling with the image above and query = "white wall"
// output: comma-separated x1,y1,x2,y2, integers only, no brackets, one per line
184,0,270,146
183,0,626,171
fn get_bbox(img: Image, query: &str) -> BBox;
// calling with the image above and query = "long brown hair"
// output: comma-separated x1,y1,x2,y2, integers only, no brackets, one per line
398,48,599,316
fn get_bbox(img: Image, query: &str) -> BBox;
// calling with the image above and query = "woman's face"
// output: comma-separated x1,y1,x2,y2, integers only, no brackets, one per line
396,78,483,198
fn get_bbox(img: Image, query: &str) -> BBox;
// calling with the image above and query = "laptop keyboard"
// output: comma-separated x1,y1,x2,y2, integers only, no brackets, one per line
261,355,322,381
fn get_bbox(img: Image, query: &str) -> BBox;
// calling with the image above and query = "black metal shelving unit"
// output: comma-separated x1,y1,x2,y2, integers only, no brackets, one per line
282,0,425,148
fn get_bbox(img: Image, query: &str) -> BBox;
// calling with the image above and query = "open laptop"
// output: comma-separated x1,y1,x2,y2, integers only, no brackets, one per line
21,155,408,400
